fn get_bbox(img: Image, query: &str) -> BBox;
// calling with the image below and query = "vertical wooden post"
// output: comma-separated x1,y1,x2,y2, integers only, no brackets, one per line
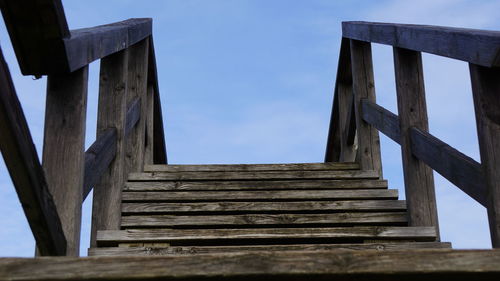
90,49,129,247
350,39,382,176
393,47,439,239
125,39,149,172
144,83,155,165
42,66,88,256
469,64,500,248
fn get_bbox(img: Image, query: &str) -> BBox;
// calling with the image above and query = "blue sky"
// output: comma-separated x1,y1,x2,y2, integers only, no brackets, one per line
1,0,500,256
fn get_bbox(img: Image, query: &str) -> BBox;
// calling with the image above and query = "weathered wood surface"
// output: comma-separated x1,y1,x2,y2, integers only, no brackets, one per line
0,0,69,75
144,83,155,165
343,21,500,67
410,127,486,206
97,227,437,246
122,189,398,202
129,170,380,181
89,242,451,256
83,129,117,201
125,38,149,173
469,64,500,248
350,39,383,177
148,37,168,164
42,66,89,256
121,212,407,227
124,179,388,191
0,48,66,256
122,200,406,214
361,99,401,144
91,49,129,247
144,162,359,172
342,95,356,150
124,97,141,137
5,249,500,280
394,47,439,239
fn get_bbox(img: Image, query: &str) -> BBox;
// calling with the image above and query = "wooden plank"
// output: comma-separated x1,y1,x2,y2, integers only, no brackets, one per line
129,169,380,181
0,47,66,256
144,162,359,172
124,179,388,191
41,66,88,256
124,97,141,137
96,227,437,245
410,127,487,206
343,94,356,146
361,99,401,144
125,38,149,173
394,47,439,239
83,129,117,201
350,39,383,177
89,242,452,256
143,82,154,165
469,64,500,248
122,189,398,202
148,37,168,164
122,200,406,214
343,21,500,67
121,212,407,227
6,249,500,280
90,49,129,247
0,0,69,75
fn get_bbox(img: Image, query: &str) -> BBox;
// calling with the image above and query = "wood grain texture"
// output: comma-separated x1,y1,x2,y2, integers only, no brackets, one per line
122,200,406,214
469,64,500,248
122,189,398,202
144,162,359,172
91,49,129,247
361,99,401,144
410,127,486,206
124,179,388,191
121,212,407,227
143,83,154,165
89,242,452,256
350,39,383,177
0,47,66,256
129,170,380,181
97,227,437,246
393,47,439,239
343,21,500,67
42,66,89,256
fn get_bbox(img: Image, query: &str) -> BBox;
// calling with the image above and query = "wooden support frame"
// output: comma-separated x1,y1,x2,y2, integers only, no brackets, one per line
393,47,439,238
469,64,500,248
0,47,66,256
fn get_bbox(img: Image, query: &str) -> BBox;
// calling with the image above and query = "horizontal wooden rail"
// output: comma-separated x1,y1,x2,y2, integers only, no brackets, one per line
342,21,500,67
0,48,66,256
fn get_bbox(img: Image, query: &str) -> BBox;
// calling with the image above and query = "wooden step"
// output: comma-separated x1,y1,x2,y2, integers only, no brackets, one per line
128,170,380,181
124,179,388,191
7,250,499,280
97,227,437,246
122,189,398,202
121,212,408,228
89,242,452,256
122,200,406,214
144,162,360,172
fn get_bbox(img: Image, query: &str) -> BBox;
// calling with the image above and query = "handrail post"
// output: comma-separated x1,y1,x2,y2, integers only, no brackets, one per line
125,38,149,172
41,66,89,256
90,49,129,247
393,47,439,239
469,64,500,248
350,39,382,177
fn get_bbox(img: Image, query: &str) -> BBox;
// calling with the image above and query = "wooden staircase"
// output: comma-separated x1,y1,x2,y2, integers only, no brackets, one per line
90,162,449,256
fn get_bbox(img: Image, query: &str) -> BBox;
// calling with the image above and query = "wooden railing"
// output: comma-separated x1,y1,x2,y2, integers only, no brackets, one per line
326,21,500,247
0,0,167,256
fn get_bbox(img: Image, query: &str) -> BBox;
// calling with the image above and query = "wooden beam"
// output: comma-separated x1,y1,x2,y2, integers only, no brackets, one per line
90,49,129,247
124,97,141,137
393,47,439,239
410,127,486,207
350,39,383,177
338,39,356,162
42,66,88,256
361,99,401,144
144,162,359,172
469,63,500,248
0,47,66,256
343,21,500,67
